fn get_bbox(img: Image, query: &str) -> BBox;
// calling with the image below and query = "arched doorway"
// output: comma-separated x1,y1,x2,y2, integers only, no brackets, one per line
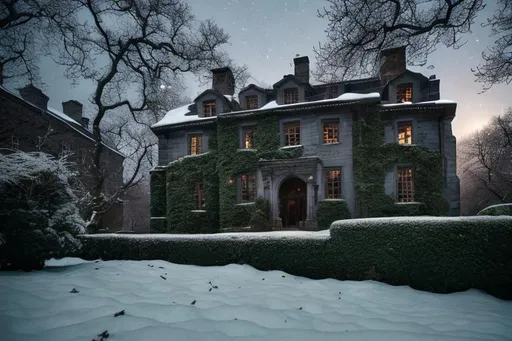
279,177,307,228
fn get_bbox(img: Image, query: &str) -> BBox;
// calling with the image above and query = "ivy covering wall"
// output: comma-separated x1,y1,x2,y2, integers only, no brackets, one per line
353,110,448,217
217,116,279,228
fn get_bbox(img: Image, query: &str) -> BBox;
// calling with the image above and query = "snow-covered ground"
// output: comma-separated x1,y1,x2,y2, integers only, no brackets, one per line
0,258,511,341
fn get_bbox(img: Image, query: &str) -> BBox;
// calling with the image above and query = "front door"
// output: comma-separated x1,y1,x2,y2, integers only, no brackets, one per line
279,177,307,228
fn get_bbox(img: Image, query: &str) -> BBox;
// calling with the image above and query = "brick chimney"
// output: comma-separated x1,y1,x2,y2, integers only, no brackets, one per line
211,67,235,95
294,56,310,84
62,100,83,123
379,46,406,83
19,84,49,110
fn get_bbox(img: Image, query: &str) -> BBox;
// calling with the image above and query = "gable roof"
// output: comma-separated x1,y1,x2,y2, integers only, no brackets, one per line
193,89,239,111
272,74,308,88
238,83,273,94
0,86,124,157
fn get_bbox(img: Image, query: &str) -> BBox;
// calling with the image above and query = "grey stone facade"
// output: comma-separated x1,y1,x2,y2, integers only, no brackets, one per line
152,46,461,229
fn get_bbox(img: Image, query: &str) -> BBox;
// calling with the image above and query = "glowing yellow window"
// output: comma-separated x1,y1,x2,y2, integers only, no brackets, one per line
397,121,412,145
189,135,202,155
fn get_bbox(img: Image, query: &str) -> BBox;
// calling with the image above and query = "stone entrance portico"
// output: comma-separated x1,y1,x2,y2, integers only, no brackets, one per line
258,157,323,229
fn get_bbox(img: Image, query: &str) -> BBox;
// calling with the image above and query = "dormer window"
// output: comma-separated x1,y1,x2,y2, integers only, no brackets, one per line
284,88,299,104
246,95,258,109
203,100,216,117
397,83,413,103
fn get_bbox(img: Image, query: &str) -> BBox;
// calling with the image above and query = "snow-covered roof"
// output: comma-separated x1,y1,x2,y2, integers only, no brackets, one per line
221,92,381,117
151,103,216,128
152,92,380,129
1,86,124,158
380,100,456,108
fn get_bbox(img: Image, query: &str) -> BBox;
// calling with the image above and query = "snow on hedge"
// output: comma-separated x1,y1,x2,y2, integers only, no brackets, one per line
0,258,510,340
83,230,330,241
330,215,512,228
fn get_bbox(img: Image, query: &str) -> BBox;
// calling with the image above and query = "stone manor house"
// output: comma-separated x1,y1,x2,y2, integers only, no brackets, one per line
150,46,460,232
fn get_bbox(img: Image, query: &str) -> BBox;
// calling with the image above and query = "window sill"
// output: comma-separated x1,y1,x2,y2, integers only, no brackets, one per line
397,143,417,147
322,198,346,201
394,202,421,205
237,148,257,152
190,210,206,213
236,202,256,206
322,142,340,145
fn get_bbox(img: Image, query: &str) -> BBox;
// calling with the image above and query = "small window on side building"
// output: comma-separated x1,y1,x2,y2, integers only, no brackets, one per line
397,167,414,202
189,135,202,155
323,120,339,143
284,88,299,104
246,95,258,109
325,169,342,199
397,121,413,145
203,100,216,117
328,85,338,99
283,121,300,146
11,136,19,150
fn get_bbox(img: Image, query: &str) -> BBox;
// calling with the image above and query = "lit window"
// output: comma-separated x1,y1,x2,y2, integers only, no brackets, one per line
240,174,256,202
242,126,256,149
397,121,413,144
189,135,202,155
61,141,72,157
397,83,413,102
203,100,216,117
246,95,258,109
194,182,205,209
323,120,339,143
397,167,414,202
328,85,338,99
11,136,19,149
325,169,342,199
284,88,299,104
283,121,300,146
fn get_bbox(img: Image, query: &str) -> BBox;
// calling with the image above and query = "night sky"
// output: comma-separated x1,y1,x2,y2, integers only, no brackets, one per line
17,0,512,139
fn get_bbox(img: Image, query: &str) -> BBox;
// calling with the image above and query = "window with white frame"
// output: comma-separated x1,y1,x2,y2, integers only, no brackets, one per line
246,95,258,109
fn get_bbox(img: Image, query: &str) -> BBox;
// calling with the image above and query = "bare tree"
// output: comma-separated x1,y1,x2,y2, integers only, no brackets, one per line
0,0,79,84
54,0,238,229
314,0,511,90
458,108,512,214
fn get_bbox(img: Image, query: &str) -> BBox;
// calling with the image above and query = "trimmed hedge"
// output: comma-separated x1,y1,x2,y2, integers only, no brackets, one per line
477,203,512,216
327,216,512,299
79,233,329,279
316,199,351,230
79,216,512,299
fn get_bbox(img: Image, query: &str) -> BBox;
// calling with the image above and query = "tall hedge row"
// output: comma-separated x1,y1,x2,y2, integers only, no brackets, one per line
79,216,512,299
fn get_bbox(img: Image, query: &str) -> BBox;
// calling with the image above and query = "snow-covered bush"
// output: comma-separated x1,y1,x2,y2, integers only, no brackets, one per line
477,203,512,216
0,151,84,270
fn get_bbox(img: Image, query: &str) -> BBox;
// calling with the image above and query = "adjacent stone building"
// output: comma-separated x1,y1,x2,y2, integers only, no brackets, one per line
150,47,460,232
0,84,125,230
